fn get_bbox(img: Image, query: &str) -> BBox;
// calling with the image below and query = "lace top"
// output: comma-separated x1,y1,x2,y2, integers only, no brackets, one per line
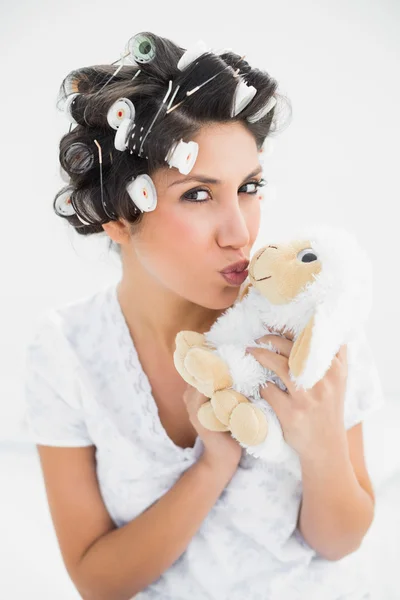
23,282,384,599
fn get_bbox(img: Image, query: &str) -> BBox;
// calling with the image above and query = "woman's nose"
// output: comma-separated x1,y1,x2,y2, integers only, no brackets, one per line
217,204,250,249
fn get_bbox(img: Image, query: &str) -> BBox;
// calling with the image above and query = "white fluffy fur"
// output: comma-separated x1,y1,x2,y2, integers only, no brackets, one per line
203,224,373,461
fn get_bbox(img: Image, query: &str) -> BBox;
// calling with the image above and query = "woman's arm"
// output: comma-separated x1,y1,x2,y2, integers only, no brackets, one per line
246,333,378,561
297,422,375,561
37,445,236,600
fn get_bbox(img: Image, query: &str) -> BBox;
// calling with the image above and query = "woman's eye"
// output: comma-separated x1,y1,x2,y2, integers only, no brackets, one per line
182,178,267,203
182,189,210,202
242,179,267,194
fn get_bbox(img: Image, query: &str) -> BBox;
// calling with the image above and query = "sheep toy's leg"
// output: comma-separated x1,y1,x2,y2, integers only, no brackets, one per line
209,389,251,426
183,347,234,398
229,403,269,446
201,388,270,445
197,401,230,432
173,331,208,388
174,331,229,431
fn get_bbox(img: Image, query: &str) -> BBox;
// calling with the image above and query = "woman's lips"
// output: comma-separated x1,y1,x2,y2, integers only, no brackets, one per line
220,269,249,286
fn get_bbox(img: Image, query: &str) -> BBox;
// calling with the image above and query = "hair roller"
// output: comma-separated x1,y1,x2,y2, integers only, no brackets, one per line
53,186,92,225
61,141,95,175
54,187,76,217
107,98,136,130
126,174,157,212
126,33,157,65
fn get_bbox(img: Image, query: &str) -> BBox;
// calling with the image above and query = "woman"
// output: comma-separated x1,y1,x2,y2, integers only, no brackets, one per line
24,32,383,599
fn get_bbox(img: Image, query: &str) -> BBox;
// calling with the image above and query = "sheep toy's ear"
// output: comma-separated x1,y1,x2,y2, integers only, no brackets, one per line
288,300,344,390
288,314,315,378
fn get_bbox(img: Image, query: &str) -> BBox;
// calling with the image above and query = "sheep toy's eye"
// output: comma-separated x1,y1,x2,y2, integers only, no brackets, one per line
297,248,318,263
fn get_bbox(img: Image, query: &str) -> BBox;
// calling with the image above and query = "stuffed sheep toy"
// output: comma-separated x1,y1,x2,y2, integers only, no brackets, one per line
173,224,374,461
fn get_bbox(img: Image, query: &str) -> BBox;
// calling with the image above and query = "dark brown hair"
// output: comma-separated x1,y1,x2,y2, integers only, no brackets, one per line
54,31,291,255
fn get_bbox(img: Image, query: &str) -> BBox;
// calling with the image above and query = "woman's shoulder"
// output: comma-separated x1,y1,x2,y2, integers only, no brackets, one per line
23,283,118,448
53,281,117,324
27,281,119,366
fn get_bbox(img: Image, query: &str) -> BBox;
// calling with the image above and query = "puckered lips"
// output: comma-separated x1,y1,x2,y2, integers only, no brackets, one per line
220,259,250,286
220,259,250,274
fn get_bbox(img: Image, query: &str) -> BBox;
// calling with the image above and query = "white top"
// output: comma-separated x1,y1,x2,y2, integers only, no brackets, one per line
23,282,384,600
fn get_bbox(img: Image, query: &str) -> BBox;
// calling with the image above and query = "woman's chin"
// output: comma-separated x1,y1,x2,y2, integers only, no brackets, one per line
209,287,240,310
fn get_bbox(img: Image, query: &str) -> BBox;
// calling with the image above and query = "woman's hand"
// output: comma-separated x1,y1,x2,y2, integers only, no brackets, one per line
246,332,348,460
182,384,243,474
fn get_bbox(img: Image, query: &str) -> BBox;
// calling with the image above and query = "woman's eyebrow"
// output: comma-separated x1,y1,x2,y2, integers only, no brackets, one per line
168,165,263,187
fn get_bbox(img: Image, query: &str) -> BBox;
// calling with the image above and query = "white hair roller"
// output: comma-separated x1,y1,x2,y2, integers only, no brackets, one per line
114,118,133,151
54,189,91,225
165,139,199,175
107,98,135,130
247,95,277,123
177,40,211,71
232,77,257,117
126,174,157,212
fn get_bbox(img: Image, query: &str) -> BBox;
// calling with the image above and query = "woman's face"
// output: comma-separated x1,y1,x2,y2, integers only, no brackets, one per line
126,121,263,310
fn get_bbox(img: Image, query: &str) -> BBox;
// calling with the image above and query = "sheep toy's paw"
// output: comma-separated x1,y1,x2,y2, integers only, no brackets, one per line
229,403,269,446
210,389,251,427
183,347,234,398
197,400,230,432
173,331,207,387
175,331,206,351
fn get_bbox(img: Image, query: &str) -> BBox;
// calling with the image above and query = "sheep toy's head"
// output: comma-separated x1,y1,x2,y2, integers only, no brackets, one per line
248,239,322,305
240,225,373,389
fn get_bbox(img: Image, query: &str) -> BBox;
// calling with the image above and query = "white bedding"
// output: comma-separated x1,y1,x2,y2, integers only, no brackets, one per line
1,406,399,600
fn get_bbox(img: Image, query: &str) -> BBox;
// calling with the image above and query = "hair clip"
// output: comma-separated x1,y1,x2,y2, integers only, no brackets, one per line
126,173,157,212
166,63,234,114
96,59,126,97
165,139,199,175
94,139,118,220
166,84,181,110
92,45,142,100
111,50,130,66
231,76,257,117
88,33,155,101
247,95,277,123
93,58,140,98
138,80,174,157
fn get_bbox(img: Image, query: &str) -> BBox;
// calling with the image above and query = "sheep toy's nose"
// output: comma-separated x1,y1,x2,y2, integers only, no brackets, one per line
250,245,277,279
253,248,266,263
253,245,278,263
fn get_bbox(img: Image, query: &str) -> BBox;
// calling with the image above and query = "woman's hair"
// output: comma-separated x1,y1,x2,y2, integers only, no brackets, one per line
54,31,292,256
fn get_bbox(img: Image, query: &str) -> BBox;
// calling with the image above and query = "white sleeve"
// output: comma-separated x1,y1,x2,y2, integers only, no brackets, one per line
23,311,93,447
343,326,386,430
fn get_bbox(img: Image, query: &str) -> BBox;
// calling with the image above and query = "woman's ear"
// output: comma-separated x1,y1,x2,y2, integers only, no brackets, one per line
288,314,315,378
238,281,253,302
102,219,131,246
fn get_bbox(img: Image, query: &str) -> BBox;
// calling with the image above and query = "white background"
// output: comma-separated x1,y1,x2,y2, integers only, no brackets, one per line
0,0,399,598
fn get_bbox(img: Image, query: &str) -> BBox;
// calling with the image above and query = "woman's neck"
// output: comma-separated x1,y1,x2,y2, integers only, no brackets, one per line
116,277,225,357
